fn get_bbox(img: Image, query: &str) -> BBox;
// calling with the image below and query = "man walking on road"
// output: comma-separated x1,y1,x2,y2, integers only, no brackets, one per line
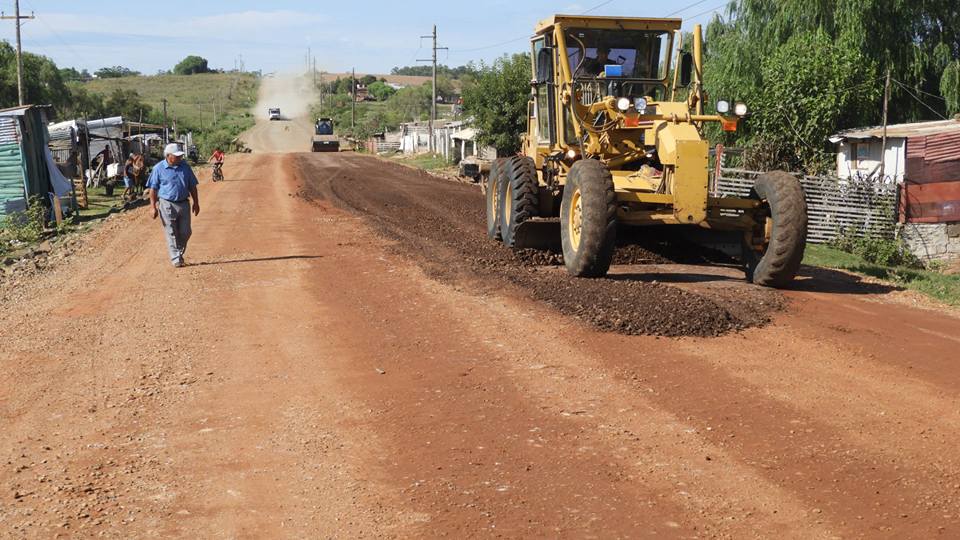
148,143,200,268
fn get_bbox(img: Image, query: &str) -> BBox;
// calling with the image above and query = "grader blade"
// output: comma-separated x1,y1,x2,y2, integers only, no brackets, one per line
513,218,562,251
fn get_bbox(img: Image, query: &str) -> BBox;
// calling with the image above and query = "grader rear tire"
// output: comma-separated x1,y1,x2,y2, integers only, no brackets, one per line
560,159,617,277
486,158,507,240
499,156,539,247
745,170,807,287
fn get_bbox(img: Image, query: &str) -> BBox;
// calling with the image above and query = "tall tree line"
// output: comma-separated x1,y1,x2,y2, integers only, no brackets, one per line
704,0,960,172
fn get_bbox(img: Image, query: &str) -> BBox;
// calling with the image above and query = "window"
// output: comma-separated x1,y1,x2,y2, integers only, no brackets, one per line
565,28,671,80
531,38,553,146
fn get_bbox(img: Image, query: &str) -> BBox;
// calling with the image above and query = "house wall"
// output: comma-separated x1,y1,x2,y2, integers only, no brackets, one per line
836,138,905,183
901,222,960,263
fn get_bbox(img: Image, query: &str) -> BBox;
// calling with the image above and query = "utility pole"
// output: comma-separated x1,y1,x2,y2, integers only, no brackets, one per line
879,68,892,182
1,1,36,106
351,68,356,131
312,58,316,87
319,70,325,113
418,25,447,153
162,98,169,142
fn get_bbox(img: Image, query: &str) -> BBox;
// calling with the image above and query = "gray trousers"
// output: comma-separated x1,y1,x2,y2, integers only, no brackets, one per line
158,198,192,265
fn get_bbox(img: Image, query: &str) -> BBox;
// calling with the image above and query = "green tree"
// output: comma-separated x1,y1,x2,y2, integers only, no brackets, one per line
387,84,432,123
704,0,960,172
104,88,152,120
62,83,105,119
0,43,72,116
368,81,396,101
94,65,140,78
335,77,354,95
391,64,476,79
461,53,530,154
173,55,210,75
944,60,960,115
58,66,82,81
750,30,878,172
359,74,378,86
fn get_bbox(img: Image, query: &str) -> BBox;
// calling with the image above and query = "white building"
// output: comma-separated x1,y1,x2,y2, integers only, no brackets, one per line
831,118,960,264
829,118,960,184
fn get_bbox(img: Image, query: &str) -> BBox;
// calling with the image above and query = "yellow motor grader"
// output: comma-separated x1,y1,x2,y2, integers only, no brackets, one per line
485,15,807,287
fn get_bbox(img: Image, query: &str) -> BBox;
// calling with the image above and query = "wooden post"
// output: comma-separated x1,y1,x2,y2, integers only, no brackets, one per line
52,195,63,226
879,68,891,182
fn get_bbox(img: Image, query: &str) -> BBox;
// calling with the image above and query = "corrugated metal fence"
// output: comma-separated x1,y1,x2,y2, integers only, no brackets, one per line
717,168,898,244
0,116,26,216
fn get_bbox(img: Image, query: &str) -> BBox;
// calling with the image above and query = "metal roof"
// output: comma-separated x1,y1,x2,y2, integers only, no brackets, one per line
831,118,960,141
534,15,682,34
0,105,33,117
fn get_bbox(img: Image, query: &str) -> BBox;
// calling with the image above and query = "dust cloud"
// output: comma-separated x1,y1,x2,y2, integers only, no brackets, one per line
240,74,318,153
253,74,317,121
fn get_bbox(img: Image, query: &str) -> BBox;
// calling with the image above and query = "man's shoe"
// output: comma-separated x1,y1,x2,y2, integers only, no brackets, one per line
173,260,185,268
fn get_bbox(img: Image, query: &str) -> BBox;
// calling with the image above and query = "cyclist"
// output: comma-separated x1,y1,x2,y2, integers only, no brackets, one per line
209,147,225,181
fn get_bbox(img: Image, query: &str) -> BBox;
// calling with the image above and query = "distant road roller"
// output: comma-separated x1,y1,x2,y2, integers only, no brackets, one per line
312,118,340,152
485,14,807,287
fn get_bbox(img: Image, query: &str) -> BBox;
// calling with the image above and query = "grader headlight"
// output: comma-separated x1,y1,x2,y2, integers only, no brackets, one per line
634,97,648,113
716,100,730,114
616,97,632,112
734,102,748,116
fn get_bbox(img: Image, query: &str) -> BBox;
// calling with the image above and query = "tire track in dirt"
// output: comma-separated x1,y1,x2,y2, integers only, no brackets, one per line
296,152,783,337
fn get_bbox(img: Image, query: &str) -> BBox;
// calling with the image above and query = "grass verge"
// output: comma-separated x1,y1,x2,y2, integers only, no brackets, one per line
804,243,960,306
398,153,452,171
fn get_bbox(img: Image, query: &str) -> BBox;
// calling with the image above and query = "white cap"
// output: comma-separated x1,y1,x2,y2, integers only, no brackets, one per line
163,143,185,157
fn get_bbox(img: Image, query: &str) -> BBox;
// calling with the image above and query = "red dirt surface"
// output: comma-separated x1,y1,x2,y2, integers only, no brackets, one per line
1,149,958,538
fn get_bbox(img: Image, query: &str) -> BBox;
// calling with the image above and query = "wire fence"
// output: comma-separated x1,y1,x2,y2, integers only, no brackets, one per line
716,168,898,244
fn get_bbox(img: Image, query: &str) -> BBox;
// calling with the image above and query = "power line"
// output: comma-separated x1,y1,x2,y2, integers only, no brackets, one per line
892,78,947,120
448,0,724,58
906,83,947,103
451,36,527,54
685,1,729,22
665,0,712,17
581,0,616,14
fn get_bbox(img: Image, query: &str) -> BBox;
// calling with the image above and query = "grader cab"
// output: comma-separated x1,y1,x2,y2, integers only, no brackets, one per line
485,15,807,287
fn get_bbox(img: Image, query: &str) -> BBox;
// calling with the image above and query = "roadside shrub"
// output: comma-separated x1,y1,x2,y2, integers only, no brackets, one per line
0,196,47,250
829,228,921,268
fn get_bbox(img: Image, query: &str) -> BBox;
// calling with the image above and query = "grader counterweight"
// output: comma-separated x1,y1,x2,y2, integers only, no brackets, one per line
485,14,807,287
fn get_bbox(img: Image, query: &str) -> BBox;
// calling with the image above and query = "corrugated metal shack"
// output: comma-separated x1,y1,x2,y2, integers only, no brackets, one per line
0,105,56,219
831,118,960,262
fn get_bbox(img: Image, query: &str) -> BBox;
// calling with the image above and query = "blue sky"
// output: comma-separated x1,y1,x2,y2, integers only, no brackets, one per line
3,0,727,75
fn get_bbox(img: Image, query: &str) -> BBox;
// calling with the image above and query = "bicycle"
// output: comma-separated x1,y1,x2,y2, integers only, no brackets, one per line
212,162,224,182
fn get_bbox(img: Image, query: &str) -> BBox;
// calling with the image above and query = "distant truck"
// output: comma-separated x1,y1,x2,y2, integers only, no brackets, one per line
458,155,492,183
312,118,340,152
268,108,281,121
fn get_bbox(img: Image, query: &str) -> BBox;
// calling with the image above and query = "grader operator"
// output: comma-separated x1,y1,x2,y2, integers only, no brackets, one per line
485,15,807,287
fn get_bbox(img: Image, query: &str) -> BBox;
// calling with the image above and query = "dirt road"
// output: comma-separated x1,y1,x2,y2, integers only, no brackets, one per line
240,74,317,153
2,126,960,537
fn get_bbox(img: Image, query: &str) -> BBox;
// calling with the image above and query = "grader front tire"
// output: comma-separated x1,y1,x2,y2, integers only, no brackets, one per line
560,159,617,277
498,156,539,247
485,158,507,240
745,170,807,287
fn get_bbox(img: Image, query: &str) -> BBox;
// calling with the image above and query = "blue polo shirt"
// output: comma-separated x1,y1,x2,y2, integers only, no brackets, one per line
146,160,198,202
